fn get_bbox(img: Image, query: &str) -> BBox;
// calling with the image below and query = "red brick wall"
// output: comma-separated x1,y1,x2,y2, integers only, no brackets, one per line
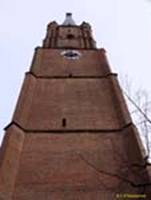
13,129,141,199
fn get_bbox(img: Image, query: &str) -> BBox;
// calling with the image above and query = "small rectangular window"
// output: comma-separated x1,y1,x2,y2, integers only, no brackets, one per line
62,118,66,127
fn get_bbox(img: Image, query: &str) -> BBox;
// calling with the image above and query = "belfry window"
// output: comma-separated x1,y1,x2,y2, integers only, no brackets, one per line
67,34,75,39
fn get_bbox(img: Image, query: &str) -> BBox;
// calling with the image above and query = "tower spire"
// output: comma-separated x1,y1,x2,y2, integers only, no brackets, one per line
62,12,76,26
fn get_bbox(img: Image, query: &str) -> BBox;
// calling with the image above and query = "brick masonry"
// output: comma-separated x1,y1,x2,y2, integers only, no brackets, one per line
0,14,151,199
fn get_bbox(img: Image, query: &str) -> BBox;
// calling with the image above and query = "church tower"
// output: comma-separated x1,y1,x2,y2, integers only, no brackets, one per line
0,13,151,199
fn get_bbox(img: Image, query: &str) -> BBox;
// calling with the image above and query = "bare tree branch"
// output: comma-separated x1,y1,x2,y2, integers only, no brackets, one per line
77,153,151,188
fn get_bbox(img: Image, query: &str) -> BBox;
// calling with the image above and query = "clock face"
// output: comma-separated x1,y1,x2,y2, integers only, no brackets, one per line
61,50,81,60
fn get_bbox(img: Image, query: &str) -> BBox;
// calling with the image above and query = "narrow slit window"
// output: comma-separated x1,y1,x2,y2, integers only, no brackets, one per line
62,118,66,127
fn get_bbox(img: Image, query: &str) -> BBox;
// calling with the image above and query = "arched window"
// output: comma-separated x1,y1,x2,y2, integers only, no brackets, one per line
67,34,75,39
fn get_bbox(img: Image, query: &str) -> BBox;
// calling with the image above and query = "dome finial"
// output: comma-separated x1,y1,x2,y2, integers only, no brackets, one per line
62,13,76,26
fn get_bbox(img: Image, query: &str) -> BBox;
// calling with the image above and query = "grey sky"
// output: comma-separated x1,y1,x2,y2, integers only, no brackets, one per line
0,0,151,143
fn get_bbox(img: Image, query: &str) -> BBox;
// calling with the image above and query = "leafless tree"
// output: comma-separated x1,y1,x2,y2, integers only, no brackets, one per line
120,74,151,162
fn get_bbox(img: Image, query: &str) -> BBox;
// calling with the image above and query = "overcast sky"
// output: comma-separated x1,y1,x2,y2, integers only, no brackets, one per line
0,0,151,143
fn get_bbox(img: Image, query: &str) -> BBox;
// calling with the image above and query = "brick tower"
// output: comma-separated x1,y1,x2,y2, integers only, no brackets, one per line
0,13,151,199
